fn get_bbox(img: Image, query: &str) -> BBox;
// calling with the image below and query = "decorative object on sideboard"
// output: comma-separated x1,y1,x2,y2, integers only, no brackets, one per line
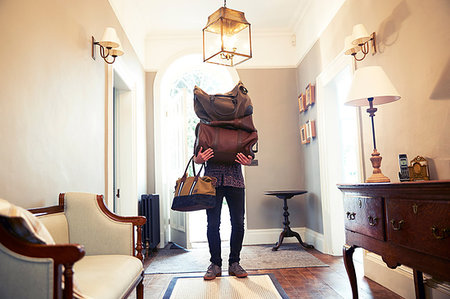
408,156,430,181
345,66,401,183
398,154,410,182
91,27,124,64
343,24,376,62
306,84,315,107
203,0,252,67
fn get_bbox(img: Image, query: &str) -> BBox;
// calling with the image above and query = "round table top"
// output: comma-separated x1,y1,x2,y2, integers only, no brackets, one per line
265,190,307,199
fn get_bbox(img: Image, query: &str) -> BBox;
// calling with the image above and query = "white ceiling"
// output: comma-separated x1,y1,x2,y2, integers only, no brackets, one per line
108,0,345,69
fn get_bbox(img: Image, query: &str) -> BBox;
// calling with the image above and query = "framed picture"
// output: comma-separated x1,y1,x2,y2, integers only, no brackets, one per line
300,124,310,144
307,120,316,139
306,84,315,107
298,94,304,113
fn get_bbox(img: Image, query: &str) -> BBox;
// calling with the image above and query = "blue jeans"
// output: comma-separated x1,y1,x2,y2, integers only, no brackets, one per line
206,186,245,267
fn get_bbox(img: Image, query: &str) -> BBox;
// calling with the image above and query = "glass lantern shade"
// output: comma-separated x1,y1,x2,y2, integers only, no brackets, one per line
203,7,252,67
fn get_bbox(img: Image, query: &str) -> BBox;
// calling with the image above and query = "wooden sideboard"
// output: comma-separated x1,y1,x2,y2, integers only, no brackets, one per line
337,181,450,299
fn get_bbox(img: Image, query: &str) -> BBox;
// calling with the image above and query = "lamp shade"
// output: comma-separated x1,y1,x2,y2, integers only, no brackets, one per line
109,44,124,57
99,27,121,49
345,66,401,106
352,24,371,46
344,35,359,55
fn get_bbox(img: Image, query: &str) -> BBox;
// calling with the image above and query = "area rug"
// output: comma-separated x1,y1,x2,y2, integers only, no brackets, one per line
162,274,289,299
145,243,327,274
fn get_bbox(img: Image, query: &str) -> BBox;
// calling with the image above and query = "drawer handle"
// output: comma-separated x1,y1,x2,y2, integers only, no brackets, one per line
346,212,356,220
431,226,449,240
368,216,378,226
390,220,404,231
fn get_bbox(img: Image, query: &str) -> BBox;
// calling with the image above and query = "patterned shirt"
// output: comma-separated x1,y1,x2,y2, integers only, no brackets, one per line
204,162,245,188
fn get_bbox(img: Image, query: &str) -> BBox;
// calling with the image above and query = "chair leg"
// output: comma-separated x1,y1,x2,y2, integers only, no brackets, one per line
137,280,144,299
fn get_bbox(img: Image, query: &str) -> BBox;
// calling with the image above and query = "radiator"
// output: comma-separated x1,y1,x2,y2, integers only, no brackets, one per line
139,194,160,255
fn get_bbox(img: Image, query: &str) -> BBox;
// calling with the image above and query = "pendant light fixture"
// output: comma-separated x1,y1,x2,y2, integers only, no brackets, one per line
203,0,252,67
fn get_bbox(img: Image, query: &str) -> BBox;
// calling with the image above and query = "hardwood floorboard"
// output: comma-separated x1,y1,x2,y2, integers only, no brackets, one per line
133,248,403,299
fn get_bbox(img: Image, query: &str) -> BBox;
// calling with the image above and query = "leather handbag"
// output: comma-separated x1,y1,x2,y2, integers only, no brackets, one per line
203,114,256,133
194,122,258,164
194,81,253,122
171,156,217,212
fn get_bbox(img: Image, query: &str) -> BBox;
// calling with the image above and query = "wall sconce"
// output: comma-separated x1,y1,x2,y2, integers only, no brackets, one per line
92,27,124,64
203,0,252,67
344,24,376,61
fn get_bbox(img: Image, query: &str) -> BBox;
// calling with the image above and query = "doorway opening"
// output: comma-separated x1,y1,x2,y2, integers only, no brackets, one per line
154,53,240,248
316,55,363,256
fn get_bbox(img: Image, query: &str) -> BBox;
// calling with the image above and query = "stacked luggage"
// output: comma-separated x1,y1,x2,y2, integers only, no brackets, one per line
193,81,258,164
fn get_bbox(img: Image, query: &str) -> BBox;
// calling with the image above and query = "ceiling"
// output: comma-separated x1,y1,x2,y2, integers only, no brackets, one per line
110,0,310,37
108,0,345,68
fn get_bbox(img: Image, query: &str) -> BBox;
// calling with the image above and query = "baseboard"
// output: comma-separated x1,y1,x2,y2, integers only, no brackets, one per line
364,252,416,299
243,227,324,252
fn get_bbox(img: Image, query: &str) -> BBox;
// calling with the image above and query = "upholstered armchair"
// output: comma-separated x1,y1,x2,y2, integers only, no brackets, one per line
0,192,146,299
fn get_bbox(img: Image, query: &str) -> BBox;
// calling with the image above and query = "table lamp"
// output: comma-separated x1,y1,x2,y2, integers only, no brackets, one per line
345,66,401,183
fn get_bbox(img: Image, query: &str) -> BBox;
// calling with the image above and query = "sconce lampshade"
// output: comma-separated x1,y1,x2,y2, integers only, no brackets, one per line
99,27,121,49
351,24,371,46
109,44,124,57
345,66,401,107
203,6,252,67
344,35,359,55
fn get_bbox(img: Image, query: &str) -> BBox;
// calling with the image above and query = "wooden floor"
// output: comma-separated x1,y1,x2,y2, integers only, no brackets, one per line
137,247,403,299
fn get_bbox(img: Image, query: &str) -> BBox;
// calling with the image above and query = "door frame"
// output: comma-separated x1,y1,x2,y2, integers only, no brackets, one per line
153,52,240,248
105,62,138,215
316,54,364,255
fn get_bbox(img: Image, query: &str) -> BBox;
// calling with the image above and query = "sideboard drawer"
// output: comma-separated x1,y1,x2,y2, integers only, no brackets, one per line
386,199,450,260
343,195,384,241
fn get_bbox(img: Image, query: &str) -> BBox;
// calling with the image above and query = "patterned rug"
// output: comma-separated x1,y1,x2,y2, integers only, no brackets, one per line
162,274,289,299
145,243,327,274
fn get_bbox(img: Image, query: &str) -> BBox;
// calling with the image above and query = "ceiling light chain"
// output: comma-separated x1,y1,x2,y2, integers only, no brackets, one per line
224,0,226,7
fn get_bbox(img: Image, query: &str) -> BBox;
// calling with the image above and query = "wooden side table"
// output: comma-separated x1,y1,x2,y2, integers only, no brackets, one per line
265,190,314,251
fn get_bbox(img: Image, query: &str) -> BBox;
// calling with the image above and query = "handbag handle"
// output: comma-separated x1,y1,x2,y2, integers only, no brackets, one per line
181,155,205,182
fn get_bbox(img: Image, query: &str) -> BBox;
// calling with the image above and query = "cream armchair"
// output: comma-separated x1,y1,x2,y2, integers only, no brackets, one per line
0,192,146,299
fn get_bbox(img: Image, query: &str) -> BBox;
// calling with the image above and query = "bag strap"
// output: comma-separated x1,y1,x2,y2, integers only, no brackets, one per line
181,155,205,182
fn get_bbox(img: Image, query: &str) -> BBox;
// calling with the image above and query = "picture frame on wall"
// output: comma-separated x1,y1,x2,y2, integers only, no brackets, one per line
298,93,304,113
307,120,316,139
306,84,315,107
300,124,310,144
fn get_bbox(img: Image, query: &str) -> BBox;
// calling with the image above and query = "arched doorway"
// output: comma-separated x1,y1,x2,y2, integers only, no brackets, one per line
154,53,240,248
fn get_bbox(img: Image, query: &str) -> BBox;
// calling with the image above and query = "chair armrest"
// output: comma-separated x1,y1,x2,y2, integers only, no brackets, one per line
95,195,146,261
0,224,85,299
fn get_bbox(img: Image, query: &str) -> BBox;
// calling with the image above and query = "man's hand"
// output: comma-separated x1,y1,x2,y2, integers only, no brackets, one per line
235,153,252,166
194,147,214,164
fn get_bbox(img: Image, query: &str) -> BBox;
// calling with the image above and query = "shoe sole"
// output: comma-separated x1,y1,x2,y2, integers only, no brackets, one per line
203,273,222,280
228,271,248,278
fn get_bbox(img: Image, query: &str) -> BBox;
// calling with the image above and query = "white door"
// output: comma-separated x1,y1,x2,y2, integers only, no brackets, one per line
113,73,137,216
167,89,190,248
316,55,363,255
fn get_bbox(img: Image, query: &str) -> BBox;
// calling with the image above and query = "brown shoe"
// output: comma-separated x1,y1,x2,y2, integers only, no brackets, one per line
228,262,248,278
204,263,222,280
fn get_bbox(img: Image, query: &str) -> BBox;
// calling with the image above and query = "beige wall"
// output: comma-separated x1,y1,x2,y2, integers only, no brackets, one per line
237,69,308,230
0,0,146,208
296,0,450,232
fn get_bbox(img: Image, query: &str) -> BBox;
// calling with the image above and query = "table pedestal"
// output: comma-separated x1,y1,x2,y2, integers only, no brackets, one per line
265,191,314,251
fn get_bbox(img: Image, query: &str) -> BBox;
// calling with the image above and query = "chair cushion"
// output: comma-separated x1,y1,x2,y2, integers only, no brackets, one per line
0,198,54,244
73,255,143,299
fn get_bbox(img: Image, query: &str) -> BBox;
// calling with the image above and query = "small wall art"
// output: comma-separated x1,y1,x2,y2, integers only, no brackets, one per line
298,93,305,113
300,124,309,144
306,84,315,107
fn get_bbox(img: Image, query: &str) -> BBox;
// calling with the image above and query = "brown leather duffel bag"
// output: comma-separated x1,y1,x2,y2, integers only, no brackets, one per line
194,81,253,122
194,122,258,164
204,115,256,133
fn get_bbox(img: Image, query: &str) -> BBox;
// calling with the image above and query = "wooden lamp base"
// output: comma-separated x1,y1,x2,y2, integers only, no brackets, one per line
366,149,390,183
